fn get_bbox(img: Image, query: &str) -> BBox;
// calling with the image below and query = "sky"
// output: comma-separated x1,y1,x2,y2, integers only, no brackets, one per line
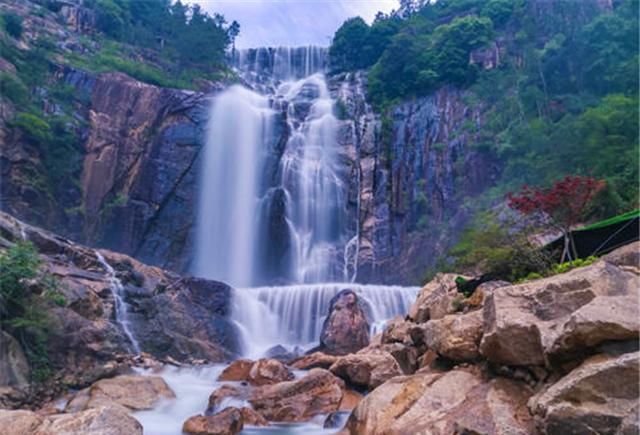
188,0,399,48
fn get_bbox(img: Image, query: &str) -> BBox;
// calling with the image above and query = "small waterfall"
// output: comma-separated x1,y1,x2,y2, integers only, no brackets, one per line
230,284,419,359
95,251,141,354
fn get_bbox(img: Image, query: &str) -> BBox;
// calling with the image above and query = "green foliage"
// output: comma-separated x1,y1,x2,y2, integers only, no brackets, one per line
0,72,29,105
550,256,598,275
450,213,553,281
0,242,58,383
3,13,23,39
12,113,51,144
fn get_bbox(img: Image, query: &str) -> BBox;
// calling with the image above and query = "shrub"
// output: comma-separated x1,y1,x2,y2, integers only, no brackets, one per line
12,112,51,144
3,13,23,39
0,73,28,105
0,242,60,382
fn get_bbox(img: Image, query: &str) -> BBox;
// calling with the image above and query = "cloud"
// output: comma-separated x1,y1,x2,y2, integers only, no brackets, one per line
188,0,398,48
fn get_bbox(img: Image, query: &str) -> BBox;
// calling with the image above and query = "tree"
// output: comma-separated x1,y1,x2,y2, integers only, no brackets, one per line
329,17,371,72
506,175,606,262
3,13,23,39
228,20,240,57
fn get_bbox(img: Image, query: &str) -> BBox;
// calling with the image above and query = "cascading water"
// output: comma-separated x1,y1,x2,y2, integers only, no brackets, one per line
96,251,141,354
194,46,419,363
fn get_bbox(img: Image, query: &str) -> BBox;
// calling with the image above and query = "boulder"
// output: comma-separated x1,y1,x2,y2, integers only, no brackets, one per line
603,241,639,274
347,368,534,435
480,259,639,367
35,406,143,435
408,273,462,323
65,375,175,412
0,331,30,387
207,385,248,413
183,408,243,435
249,368,343,422
0,410,44,435
466,280,511,310
330,349,403,389
290,352,338,370
240,407,269,426
529,352,639,435
424,310,483,361
319,289,370,355
247,358,294,386
381,317,424,347
217,359,253,382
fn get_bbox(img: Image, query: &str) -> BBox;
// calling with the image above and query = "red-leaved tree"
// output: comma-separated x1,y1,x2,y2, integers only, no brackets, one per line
506,175,605,263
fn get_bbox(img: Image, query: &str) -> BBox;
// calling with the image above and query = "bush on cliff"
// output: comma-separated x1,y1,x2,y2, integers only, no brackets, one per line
0,242,64,382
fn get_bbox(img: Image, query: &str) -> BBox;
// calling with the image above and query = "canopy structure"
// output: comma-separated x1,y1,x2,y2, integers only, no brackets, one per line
546,209,639,260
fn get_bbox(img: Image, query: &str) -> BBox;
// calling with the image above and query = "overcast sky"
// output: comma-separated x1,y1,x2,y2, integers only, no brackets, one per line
188,0,398,48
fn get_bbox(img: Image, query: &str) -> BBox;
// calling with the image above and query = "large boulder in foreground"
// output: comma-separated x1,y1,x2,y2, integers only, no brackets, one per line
319,289,370,355
65,375,175,412
480,258,639,367
347,368,533,435
0,406,143,435
529,352,639,435
329,349,403,389
248,368,344,422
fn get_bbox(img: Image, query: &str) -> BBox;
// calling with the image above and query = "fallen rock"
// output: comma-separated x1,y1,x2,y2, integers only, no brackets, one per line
0,331,30,387
36,406,143,435
424,310,483,361
347,368,533,434
319,289,370,355
249,368,343,422
330,349,402,389
218,359,253,382
480,259,639,367
248,358,294,386
290,352,338,370
183,407,243,435
529,352,639,435
408,273,462,323
65,375,175,412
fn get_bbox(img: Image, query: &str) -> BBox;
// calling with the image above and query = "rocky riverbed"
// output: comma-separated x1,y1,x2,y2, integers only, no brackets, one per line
0,212,638,434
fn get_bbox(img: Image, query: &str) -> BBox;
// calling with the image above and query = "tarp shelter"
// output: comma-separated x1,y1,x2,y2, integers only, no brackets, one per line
546,209,639,260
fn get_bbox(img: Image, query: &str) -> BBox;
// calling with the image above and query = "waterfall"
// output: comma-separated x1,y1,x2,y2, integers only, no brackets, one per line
194,46,419,359
95,251,141,354
230,284,419,359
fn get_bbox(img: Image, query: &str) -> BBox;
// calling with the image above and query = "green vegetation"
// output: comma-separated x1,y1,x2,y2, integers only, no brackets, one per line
2,13,23,39
0,242,64,382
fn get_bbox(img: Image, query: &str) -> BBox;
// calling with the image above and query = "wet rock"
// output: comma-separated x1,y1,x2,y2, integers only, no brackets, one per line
290,352,338,370
0,331,30,387
65,375,175,412
480,259,639,367
324,411,350,429
183,407,243,435
240,407,269,426
424,310,483,361
207,385,248,413
408,273,462,323
529,352,639,435
339,388,363,411
37,406,142,435
248,358,294,386
319,289,370,355
264,345,302,362
329,349,402,390
249,368,343,422
347,368,533,435
218,359,253,382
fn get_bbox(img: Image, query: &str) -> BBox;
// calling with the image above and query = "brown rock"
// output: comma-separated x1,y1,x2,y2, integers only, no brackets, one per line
424,310,483,361
290,352,338,370
208,385,248,413
603,241,639,274
35,406,143,435
249,368,343,422
183,408,243,435
240,407,269,426
381,317,424,347
65,375,175,412
217,359,253,382
480,260,639,367
330,349,402,389
529,352,639,435
248,358,294,386
466,280,511,309
319,289,370,355
0,410,43,435
348,368,533,435
339,388,363,411
408,273,463,323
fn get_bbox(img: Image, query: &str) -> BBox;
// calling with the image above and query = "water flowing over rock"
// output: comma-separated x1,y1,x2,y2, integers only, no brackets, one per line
319,289,370,355
183,408,244,435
